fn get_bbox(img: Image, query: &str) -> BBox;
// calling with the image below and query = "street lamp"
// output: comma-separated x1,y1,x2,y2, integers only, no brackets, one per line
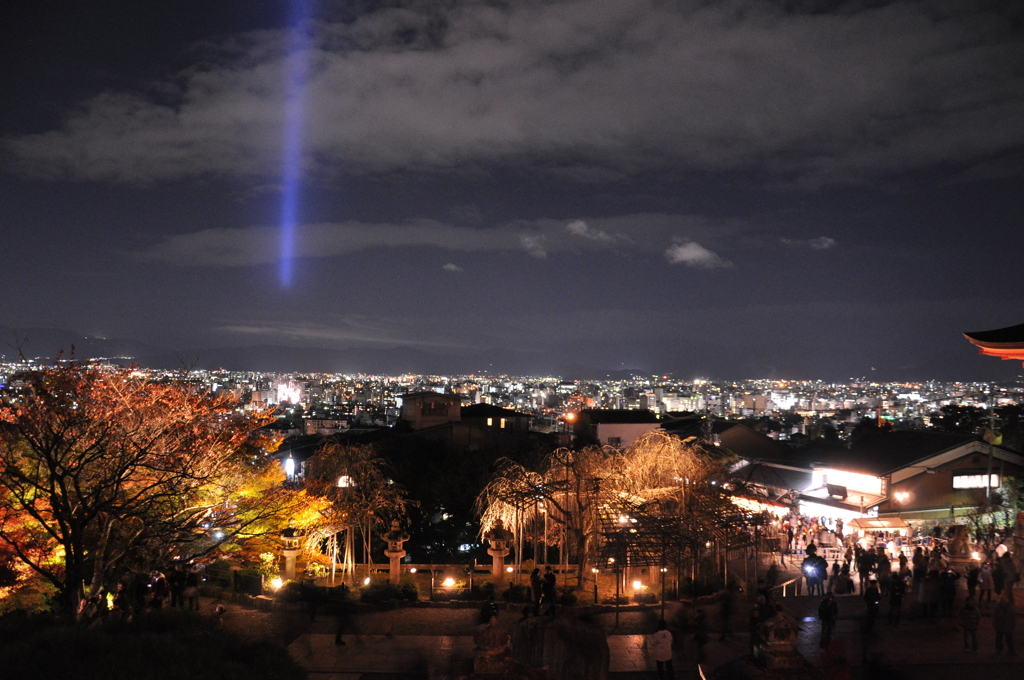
894,491,910,518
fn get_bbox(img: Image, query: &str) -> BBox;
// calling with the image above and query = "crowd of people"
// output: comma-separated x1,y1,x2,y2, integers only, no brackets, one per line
783,518,1021,657
76,563,203,623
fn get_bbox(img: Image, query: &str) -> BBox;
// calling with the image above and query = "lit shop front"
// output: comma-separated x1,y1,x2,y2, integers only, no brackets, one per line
797,466,886,520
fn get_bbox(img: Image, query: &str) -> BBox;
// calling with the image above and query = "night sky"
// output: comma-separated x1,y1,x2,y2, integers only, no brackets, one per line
2,1,1023,381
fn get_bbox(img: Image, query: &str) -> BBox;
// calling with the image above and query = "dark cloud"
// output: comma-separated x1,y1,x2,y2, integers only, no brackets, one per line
781,236,837,250
138,213,751,267
5,1,1022,185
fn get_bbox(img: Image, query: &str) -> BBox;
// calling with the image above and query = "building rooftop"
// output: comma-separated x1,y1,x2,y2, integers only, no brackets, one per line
786,430,979,476
580,409,660,424
461,404,527,419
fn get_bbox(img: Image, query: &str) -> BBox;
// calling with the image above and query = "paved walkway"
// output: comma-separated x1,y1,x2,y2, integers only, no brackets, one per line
286,592,1024,680
289,633,474,679
278,554,1024,680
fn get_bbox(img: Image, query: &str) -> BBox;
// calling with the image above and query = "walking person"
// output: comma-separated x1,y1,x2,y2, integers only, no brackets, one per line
887,573,905,626
530,568,543,615
334,599,360,646
693,609,708,662
818,590,838,649
998,551,1018,591
993,590,1017,656
112,581,131,619
993,559,1006,597
650,619,675,680
839,561,853,595
857,548,875,595
764,562,778,590
863,577,881,635
919,571,940,617
168,563,187,609
874,548,891,596
802,546,826,597
960,598,980,653
541,566,557,616
978,561,994,606
718,580,734,641
911,547,927,593
184,568,201,611
966,564,980,601
148,571,167,609
938,567,960,618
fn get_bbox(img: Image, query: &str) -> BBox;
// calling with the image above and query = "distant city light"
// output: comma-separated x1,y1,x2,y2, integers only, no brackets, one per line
277,383,302,404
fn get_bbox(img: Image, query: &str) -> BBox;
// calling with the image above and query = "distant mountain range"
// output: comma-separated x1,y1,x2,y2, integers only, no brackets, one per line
2,324,1011,382
0,325,649,380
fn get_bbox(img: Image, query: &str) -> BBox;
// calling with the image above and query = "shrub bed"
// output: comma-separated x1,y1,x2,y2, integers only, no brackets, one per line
0,609,304,680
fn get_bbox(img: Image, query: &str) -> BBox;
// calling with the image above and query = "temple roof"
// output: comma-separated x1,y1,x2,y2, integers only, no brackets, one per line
964,322,1024,363
964,322,1024,347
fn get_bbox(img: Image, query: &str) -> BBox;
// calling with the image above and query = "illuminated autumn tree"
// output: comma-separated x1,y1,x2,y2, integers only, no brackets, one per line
478,431,769,589
0,363,313,612
302,442,408,584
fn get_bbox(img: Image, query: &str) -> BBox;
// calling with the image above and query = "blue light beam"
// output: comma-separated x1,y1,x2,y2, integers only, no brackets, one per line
279,1,315,287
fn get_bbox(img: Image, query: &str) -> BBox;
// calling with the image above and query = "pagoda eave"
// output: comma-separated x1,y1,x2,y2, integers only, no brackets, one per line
964,323,1024,367
975,347,1024,361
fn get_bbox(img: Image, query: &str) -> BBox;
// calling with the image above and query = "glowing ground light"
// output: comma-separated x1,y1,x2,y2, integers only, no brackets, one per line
279,0,315,287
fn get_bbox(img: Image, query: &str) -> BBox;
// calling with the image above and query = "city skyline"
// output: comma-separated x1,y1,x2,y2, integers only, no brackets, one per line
2,1,1023,382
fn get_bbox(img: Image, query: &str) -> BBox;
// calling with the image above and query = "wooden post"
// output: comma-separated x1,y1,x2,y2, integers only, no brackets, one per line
615,563,620,628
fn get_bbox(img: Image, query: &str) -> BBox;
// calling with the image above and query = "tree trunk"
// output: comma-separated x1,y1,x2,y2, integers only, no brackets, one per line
88,517,114,598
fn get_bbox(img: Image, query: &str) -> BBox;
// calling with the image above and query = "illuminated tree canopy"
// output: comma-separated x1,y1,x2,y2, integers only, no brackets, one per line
0,363,314,611
477,431,776,580
302,442,409,583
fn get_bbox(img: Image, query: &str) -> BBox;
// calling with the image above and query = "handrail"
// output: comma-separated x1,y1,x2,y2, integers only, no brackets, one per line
768,577,799,597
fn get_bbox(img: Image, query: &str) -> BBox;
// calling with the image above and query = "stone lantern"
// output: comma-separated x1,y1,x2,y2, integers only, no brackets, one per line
384,519,410,585
757,606,805,669
280,523,303,581
485,519,514,585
